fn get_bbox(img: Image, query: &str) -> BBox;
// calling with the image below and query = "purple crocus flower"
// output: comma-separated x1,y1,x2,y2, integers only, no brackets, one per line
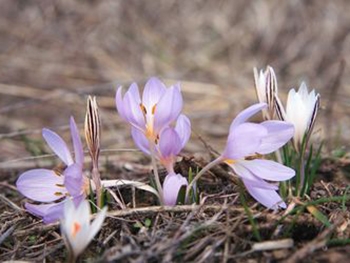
220,103,295,209
16,117,86,223
131,114,191,205
116,77,183,143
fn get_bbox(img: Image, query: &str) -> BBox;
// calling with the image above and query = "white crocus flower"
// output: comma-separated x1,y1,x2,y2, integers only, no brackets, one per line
60,200,107,260
275,82,320,151
254,66,278,120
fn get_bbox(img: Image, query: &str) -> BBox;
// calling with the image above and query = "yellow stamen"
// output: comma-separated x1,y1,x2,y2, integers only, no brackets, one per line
54,192,63,196
152,104,157,114
225,159,236,165
55,183,65,188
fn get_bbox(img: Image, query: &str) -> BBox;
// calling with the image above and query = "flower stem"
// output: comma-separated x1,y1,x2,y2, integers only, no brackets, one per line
186,157,223,199
148,140,164,205
92,165,102,208
298,135,308,197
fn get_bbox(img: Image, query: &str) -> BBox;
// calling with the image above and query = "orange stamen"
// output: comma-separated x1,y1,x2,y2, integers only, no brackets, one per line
71,222,81,237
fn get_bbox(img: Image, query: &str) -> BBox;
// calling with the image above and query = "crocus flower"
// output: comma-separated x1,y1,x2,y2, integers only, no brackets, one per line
220,103,295,209
275,82,320,151
254,66,278,120
116,77,183,143
132,114,191,205
61,199,107,260
163,173,188,206
16,117,87,223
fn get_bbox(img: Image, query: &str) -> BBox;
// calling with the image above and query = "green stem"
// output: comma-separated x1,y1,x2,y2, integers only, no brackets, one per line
186,157,223,200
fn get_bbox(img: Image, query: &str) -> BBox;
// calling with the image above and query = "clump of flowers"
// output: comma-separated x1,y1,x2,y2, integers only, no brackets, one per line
255,66,321,197
12,72,326,262
116,77,190,205
187,103,295,209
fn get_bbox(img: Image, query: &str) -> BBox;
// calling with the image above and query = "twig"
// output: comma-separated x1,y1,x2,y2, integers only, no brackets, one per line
0,194,25,212
0,225,16,245
107,204,243,219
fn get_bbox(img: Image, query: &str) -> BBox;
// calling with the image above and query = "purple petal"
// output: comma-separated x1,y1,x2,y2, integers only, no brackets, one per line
242,179,286,209
142,77,166,112
163,173,188,206
229,163,278,190
229,103,267,131
240,159,295,181
122,83,145,129
70,117,84,166
25,201,65,224
257,120,294,154
42,128,73,166
64,164,84,197
175,114,191,149
115,86,127,121
131,127,150,155
222,123,267,160
159,128,182,159
153,84,183,133
16,169,67,202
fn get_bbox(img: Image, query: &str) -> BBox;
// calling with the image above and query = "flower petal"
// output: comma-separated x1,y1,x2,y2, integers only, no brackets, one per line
42,128,73,166
70,117,84,166
142,77,166,112
122,83,145,129
16,169,67,202
242,179,286,209
175,114,191,149
88,206,107,242
257,120,294,154
131,127,150,155
222,123,267,160
229,163,278,190
159,127,182,159
115,86,127,121
163,173,188,206
229,103,267,131
240,159,295,181
153,84,183,133
64,164,83,197
25,201,65,224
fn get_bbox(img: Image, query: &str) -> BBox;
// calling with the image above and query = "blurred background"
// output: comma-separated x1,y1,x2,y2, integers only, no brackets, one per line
0,0,349,166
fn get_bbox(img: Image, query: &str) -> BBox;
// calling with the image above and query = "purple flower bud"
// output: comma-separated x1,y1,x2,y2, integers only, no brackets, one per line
163,173,188,206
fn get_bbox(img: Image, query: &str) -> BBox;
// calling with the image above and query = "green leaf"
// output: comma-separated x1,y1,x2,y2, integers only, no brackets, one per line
306,205,331,227
176,185,187,205
144,218,152,228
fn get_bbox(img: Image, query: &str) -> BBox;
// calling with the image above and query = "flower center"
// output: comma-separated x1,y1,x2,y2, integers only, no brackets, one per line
140,102,159,142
